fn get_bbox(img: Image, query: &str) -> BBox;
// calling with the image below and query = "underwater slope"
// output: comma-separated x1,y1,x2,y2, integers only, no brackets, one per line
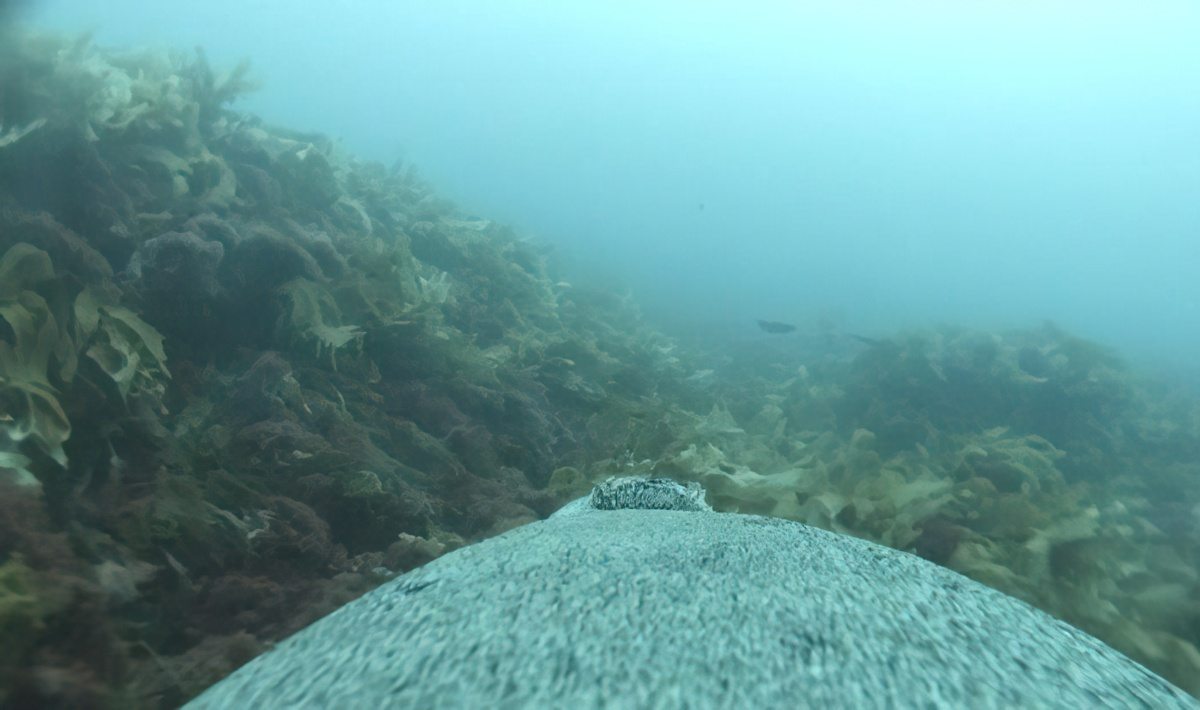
0,32,694,707
1,29,1199,707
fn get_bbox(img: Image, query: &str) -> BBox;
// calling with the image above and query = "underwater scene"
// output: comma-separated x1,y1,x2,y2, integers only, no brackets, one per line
2,1,1199,707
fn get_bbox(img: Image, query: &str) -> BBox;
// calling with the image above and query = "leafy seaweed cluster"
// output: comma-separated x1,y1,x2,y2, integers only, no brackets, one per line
0,240,167,489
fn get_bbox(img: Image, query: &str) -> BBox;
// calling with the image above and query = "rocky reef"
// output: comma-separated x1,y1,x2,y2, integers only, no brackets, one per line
1,30,1198,707
0,32,691,707
670,325,1200,694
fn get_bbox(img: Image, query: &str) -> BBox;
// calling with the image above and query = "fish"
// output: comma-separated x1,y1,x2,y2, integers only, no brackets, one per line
756,319,797,334
847,333,884,347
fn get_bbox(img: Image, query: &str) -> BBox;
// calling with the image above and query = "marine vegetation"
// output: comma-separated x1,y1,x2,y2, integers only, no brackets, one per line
0,30,1198,707
0,32,690,707
670,324,1200,694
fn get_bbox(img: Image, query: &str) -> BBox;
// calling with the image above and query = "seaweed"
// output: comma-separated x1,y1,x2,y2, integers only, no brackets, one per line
276,278,364,369
0,244,75,483
673,324,1200,695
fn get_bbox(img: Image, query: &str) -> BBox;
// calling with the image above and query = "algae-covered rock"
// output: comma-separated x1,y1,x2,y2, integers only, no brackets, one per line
0,29,704,707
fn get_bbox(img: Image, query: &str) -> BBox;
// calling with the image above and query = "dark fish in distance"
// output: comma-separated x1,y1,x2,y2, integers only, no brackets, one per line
847,333,884,347
757,320,797,334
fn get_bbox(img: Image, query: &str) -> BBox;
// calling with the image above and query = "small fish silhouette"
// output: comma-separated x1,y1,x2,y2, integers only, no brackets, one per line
756,320,797,334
